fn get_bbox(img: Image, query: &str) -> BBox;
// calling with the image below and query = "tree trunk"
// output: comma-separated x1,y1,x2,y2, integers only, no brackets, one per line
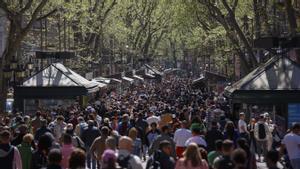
0,23,23,113
253,0,261,38
285,0,297,35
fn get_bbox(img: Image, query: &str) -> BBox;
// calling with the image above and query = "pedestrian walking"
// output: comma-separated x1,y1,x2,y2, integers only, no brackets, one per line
280,123,300,169
45,149,62,169
17,134,34,169
69,149,86,169
254,114,271,162
174,120,192,158
0,130,22,169
81,120,101,169
213,140,235,169
238,112,249,141
175,143,208,169
147,140,176,169
117,136,143,169
205,121,223,152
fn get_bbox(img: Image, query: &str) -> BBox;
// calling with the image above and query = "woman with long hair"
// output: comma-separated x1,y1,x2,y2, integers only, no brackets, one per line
69,149,86,169
223,121,239,146
31,134,53,169
237,138,257,169
175,143,209,169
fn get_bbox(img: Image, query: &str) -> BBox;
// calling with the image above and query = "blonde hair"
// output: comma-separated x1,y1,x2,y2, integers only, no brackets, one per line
128,127,138,140
183,143,203,167
23,133,34,143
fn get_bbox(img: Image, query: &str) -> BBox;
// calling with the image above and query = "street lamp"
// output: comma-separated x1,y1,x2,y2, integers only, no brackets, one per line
2,56,27,87
3,65,12,79
27,58,34,76
27,58,34,70
16,64,26,79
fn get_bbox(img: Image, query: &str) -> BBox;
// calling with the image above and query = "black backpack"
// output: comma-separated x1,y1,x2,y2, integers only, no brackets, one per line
258,123,266,139
117,154,132,169
148,152,161,169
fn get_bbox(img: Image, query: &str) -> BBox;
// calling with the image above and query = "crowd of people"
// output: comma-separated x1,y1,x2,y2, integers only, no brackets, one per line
0,76,300,169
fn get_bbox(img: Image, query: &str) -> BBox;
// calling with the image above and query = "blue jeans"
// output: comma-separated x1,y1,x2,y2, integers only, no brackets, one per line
86,146,96,169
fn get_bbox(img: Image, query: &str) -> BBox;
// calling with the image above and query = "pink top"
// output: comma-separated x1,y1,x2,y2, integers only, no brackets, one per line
60,144,74,169
175,159,209,169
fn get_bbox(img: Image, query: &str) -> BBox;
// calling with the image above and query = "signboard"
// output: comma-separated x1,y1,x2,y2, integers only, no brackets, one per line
288,104,300,127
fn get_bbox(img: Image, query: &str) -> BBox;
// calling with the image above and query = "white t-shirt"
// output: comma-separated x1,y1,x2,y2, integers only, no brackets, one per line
174,128,192,147
238,119,247,133
146,115,160,125
282,133,300,159
185,136,207,147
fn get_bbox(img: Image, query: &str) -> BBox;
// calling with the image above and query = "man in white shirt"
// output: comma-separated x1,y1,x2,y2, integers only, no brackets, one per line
281,123,300,169
174,120,192,158
185,123,207,148
238,112,249,140
146,111,160,125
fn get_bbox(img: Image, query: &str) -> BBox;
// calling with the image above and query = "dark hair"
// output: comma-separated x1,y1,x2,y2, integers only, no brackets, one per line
41,119,47,127
231,149,247,166
159,140,171,150
191,127,201,135
225,121,235,140
266,150,279,164
215,140,223,151
69,149,86,169
237,138,250,158
292,123,300,130
199,148,208,162
38,134,53,152
63,134,72,144
150,122,157,128
161,125,169,133
0,130,11,141
101,126,110,136
211,121,218,127
56,115,65,121
48,149,62,164
222,139,233,152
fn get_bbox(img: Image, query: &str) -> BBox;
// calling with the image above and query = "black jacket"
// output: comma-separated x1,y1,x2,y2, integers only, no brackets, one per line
146,150,175,169
205,127,224,152
81,126,101,147
43,164,62,169
31,150,47,169
35,127,52,141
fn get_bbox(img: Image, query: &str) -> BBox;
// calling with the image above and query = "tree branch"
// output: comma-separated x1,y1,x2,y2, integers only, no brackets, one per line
21,0,49,35
36,8,57,21
232,0,239,12
20,0,33,13
102,0,117,21
221,0,234,17
0,0,13,17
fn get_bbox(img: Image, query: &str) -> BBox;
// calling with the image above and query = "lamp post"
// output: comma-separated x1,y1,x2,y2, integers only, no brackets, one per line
27,58,34,76
2,56,28,113
3,56,27,90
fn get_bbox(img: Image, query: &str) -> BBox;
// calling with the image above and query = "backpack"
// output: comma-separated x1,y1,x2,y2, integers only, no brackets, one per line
79,123,87,135
117,154,132,169
148,152,161,169
258,123,266,139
